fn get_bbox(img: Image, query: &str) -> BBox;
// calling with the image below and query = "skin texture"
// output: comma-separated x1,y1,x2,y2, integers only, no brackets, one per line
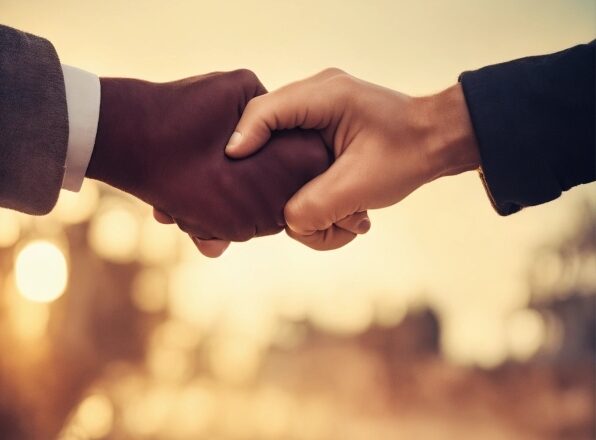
226,68,481,251
86,70,368,257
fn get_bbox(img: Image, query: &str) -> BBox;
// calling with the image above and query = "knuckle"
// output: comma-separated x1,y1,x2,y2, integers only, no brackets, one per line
310,69,357,104
232,68,258,84
301,194,324,213
229,225,254,242
284,196,325,232
178,220,213,240
284,199,304,225
174,220,191,234
319,67,347,77
232,68,267,97
283,198,304,228
329,72,356,93
324,74,357,108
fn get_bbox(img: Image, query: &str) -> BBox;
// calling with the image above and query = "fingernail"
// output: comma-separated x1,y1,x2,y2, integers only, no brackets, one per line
225,131,242,153
357,218,371,234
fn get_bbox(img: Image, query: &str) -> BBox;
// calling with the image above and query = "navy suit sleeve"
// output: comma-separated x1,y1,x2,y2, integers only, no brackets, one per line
459,41,595,215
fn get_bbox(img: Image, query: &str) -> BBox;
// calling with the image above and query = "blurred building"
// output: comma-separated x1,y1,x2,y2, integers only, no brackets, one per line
532,293,596,363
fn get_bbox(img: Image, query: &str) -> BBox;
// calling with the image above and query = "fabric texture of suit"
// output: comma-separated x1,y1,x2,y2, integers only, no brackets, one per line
0,24,68,215
460,41,595,215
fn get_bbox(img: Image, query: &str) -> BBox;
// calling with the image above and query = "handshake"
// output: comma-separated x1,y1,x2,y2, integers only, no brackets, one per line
88,68,480,257
88,70,334,257
4,26,593,260
4,22,590,259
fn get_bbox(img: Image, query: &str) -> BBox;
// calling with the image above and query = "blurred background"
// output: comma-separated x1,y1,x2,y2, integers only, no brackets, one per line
0,1,595,439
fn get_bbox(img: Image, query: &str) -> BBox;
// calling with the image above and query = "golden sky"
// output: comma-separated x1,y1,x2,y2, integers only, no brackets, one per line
2,0,595,365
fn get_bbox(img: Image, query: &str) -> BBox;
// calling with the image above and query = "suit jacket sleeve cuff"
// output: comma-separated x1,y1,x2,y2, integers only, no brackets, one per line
61,64,101,192
0,25,68,215
458,42,595,216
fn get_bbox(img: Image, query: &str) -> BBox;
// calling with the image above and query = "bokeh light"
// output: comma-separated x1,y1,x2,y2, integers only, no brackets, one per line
442,310,509,367
167,381,215,438
15,240,68,303
309,289,374,335
52,181,100,224
72,393,114,439
0,210,20,248
168,261,225,328
374,290,407,327
151,319,202,351
123,386,176,437
506,309,546,361
131,268,169,313
138,215,179,265
209,337,262,385
147,343,192,383
252,386,293,439
89,203,140,263
5,275,50,341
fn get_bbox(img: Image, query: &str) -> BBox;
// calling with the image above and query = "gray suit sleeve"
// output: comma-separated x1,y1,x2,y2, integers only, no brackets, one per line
0,24,68,215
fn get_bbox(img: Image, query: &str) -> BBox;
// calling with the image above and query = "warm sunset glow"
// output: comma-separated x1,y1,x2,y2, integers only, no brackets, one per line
252,387,293,438
309,289,374,335
131,268,168,313
123,386,175,436
506,309,546,361
167,381,215,437
52,180,100,224
0,3,594,439
209,338,261,385
89,204,140,263
15,240,68,303
138,215,179,265
5,277,51,341
0,210,20,248
147,343,191,382
73,393,114,439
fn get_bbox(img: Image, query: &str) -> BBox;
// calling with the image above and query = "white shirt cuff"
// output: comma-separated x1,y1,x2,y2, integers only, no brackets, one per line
61,64,101,192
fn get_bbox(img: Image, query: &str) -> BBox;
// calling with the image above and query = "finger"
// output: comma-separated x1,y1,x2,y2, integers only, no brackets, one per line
285,225,357,251
335,211,371,235
153,207,175,224
284,153,361,237
226,68,350,158
191,236,230,258
225,82,319,158
286,210,370,251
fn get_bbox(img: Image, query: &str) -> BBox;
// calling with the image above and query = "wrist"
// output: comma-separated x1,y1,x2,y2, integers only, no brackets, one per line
86,78,152,191
416,83,480,182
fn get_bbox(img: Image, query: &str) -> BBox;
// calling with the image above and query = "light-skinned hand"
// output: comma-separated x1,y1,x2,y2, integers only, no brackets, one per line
225,68,481,251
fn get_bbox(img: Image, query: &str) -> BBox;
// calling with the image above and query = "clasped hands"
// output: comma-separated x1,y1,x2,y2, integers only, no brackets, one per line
87,68,480,257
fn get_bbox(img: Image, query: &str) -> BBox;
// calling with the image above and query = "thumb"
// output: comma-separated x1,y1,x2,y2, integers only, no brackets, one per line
225,95,273,158
225,82,312,158
284,154,363,251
